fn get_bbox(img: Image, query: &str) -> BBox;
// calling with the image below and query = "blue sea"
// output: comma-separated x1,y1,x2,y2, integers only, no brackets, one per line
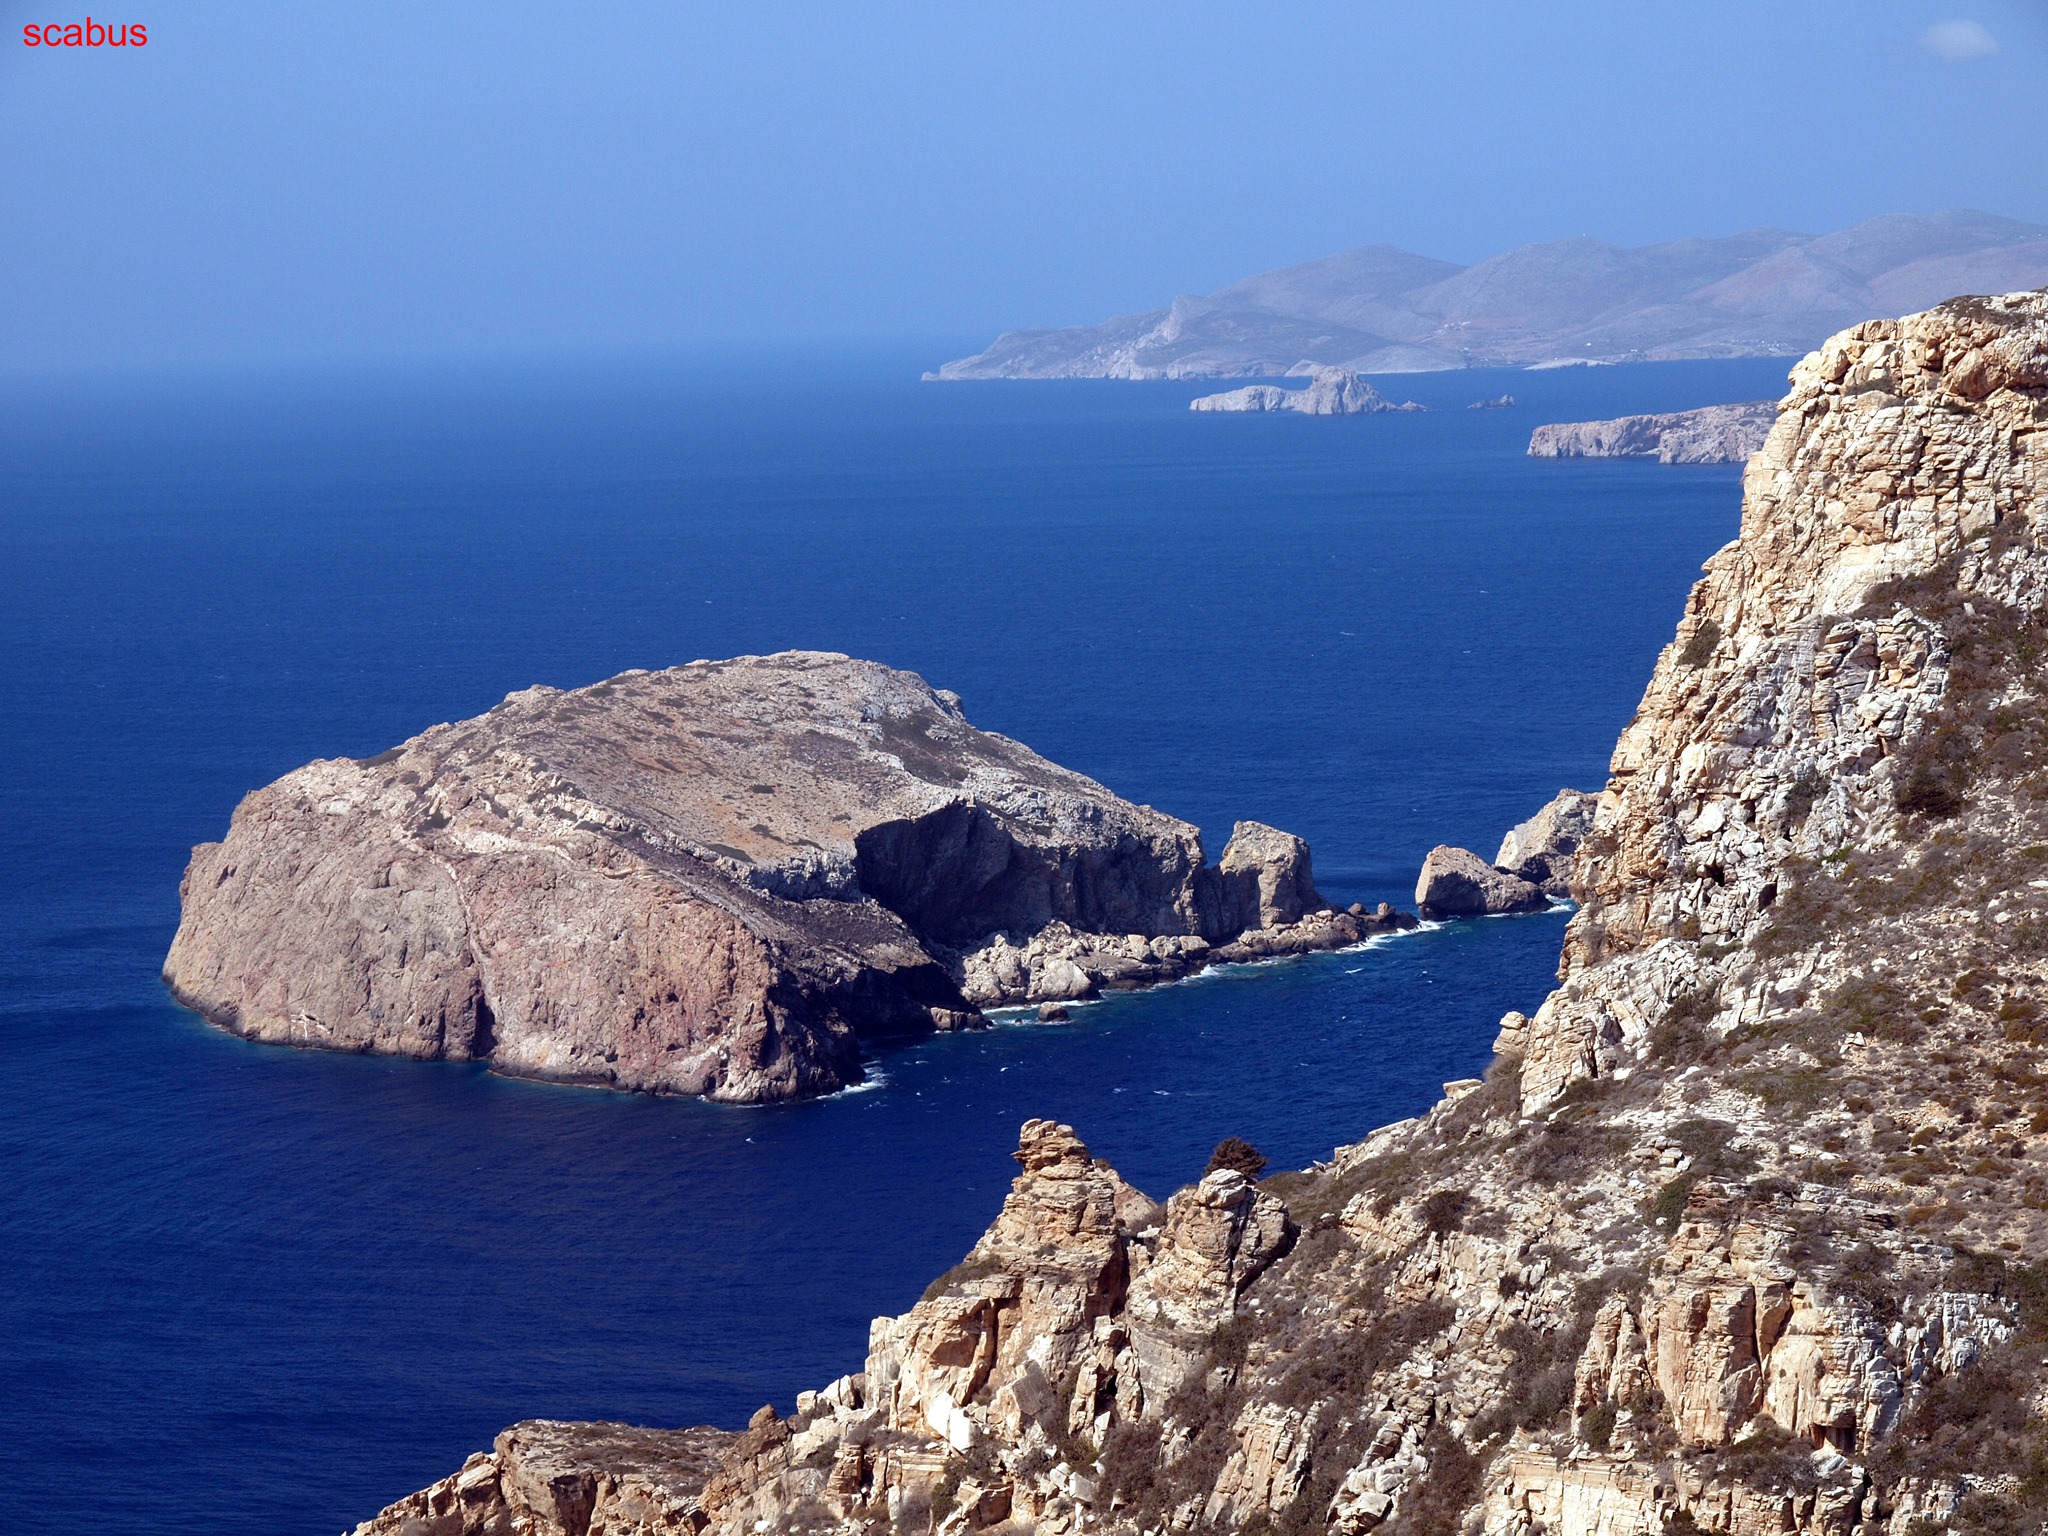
0,351,1781,1535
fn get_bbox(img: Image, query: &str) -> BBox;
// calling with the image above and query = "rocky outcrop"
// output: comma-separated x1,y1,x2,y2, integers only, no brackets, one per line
355,290,2048,1536
354,1420,733,1536
1494,788,1598,895
1189,368,1423,415
1204,820,1322,935
1528,401,1778,464
1415,845,1550,918
1469,394,1517,409
165,653,1374,1102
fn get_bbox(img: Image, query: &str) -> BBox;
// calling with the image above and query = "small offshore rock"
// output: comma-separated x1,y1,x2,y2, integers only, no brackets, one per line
1189,366,1425,415
1035,1003,1071,1023
1467,394,1516,409
1414,845,1549,918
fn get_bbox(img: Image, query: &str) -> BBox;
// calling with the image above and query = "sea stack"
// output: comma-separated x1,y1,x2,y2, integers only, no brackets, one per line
165,651,1388,1102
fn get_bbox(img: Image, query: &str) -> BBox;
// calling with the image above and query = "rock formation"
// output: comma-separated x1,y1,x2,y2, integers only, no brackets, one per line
1493,788,1598,896
353,288,2048,1536
165,653,1394,1103
1469,394,1517,410
1414,845,1550,919
1188,368,1424,416
1528,401,1778,464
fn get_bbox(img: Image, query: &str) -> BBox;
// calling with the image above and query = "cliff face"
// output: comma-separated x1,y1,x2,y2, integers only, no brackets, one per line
1527,403,1778,465
165,652,1359,1103
353,290,2048,1536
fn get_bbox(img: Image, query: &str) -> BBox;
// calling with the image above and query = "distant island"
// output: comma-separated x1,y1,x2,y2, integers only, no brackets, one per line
1528,400,1778,464
930,209,2048,379
1187,366,1422,415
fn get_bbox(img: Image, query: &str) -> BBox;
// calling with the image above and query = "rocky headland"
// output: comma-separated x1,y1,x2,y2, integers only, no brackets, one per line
1188,369,1423,416
164,653,1397,1104
354,287,2048,1536
932,211,2048,379
1528,402,1779,465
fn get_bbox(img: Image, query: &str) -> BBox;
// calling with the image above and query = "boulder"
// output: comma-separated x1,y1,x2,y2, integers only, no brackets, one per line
1494,788,1599,895
1414,845,1549,919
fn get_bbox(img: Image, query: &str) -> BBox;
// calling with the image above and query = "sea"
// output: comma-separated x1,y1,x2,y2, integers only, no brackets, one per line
0,349,1786,1535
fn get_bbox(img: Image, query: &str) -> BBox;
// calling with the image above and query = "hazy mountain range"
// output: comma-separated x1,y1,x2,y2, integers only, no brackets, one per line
931,210,2048,379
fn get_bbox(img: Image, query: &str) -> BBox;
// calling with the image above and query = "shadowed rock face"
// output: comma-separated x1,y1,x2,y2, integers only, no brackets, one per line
165,652,1341,1102
1494,788,1599,895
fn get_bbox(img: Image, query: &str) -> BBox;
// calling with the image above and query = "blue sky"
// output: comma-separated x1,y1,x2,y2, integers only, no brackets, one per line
2,1,2044,367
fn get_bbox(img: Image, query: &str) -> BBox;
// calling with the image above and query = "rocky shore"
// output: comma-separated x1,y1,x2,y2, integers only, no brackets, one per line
166,653,1405,1103
352,288,2048,1536
1527,401,1778,464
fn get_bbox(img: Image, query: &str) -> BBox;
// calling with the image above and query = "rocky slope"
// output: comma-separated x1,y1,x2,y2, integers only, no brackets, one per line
932,212,2048,379
165,652,1379,1103
354,288,2048,1536
1528,403,1779,464
1188,369,1423,416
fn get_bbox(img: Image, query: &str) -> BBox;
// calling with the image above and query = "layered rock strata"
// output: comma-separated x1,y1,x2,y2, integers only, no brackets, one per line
354,290,2048,1536
1528,401,1778,464
1189,368,1423,416
165,653,1378,1103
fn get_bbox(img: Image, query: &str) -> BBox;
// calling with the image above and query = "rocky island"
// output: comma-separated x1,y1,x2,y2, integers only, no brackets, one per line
1528,401,1779,464
165,653,1401,1104
353,288,2048,1536
1188,368,1423,416
172,651,1409,1105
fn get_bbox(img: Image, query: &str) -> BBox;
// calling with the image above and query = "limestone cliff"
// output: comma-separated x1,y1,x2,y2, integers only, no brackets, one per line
165,652,1376,1103
1528,402,1778,465
352,289,2048,1535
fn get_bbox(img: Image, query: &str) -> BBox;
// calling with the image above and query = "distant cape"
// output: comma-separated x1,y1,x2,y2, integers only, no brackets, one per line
930,209,2048,379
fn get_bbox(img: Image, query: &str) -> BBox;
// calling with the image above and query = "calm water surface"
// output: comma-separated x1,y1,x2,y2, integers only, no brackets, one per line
0,352,1781,1534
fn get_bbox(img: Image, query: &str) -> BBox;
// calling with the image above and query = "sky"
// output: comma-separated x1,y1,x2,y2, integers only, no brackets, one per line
2,1,2045,369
